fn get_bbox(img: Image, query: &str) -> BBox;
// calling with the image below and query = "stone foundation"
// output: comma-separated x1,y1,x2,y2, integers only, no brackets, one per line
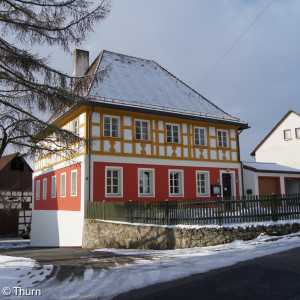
82,219,300,250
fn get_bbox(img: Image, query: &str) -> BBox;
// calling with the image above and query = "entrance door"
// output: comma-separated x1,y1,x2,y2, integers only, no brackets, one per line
222,173,232,197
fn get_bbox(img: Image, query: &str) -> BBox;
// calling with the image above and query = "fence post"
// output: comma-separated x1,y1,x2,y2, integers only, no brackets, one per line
129,200,133,223
165,199,169,225
217,197,222,226
271,194,278,222
102,200,105,220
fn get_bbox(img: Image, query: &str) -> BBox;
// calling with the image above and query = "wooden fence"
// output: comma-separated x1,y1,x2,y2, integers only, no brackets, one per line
86,194,300,226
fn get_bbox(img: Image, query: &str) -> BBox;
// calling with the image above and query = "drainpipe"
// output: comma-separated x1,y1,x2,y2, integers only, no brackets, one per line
87,105,94,202
238,129,245,197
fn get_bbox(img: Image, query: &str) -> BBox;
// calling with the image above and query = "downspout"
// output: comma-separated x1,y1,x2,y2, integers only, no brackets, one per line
238,128,245,197
88,105,94,202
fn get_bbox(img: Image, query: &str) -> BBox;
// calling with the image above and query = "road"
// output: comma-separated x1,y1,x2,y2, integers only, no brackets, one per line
115,247,300,300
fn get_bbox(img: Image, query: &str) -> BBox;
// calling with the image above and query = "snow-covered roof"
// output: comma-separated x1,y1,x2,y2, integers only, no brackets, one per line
242,161,300,173
85,51,248,127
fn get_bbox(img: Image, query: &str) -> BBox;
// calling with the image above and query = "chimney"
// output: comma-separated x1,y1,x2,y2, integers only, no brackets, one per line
73,49,89,77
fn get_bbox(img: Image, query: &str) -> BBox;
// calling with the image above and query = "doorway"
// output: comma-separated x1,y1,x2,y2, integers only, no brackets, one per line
222,173,232,198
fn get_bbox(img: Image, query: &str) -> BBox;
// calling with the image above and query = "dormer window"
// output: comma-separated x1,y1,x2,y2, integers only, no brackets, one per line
284,129,292,141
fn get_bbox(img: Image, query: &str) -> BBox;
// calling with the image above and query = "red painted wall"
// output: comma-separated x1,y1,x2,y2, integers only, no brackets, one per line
93,162,240,202
34,164,81,211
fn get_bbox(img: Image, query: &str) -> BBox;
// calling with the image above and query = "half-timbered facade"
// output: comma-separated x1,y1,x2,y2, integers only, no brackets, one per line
31,50,248,246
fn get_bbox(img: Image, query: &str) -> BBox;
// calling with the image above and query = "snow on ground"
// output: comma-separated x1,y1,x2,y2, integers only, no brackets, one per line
0,238,30,250
0,233,300,299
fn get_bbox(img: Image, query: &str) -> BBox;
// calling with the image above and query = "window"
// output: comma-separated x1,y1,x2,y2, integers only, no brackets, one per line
60,173,66,197
135,120,150,140
71,170,77,196
138,169,155,197
194,127,207,146
36,180,40,200
51,175,56,198
284,129,292,140
296,128,300,139
166,124,180,143
105,167,123,197
103,115,120,137
169,170,184,197
217,130,229,148
73,119,79,135
42,178,47,199
196,171,210,196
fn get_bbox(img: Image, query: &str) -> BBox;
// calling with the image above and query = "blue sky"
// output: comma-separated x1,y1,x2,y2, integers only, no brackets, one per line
48,0,300,160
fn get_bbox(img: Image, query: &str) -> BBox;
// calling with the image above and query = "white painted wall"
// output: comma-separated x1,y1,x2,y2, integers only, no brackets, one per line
255,112,300,169
30,210,84,247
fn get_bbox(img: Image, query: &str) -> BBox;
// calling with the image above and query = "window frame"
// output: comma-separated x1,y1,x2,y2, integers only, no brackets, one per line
60,172,66,197
103,115,120,138
168,169,184,197
194,126,207,146
36,180,40,200
71,170,78,196
135,119,150,141
105,166,123,197
296,128,300,139
42,178,47,200
166,123,180,144
217,129,229,148
73,119,79,135
138,168,155,197
284,129,292,141
196,171,210,197
51,175,56,198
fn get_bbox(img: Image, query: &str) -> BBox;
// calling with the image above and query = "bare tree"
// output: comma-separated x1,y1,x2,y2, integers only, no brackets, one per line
0,0,111,158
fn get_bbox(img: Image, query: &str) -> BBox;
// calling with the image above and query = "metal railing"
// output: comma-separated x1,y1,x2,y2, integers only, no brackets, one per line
86,194,300,226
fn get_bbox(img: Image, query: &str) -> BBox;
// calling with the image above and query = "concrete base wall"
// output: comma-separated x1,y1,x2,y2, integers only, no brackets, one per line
83,219,300,250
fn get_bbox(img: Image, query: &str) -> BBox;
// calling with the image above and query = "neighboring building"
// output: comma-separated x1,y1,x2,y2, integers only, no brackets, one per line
242,161,300,196
31,49,249,247
251,110,300,169
0,153,32,236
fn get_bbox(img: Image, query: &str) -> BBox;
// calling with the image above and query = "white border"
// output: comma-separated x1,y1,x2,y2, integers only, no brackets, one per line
220,170,236,197
51,175,56,198
166,123,181,144
194,126,207,146
60,172,66,197
217,129,229,148
137,168,155,197
42,178,47,200
134,119,151,141
196,170,210,197
103,114,121,138
105,166,123,197
70,170,78,196
168,169,184,197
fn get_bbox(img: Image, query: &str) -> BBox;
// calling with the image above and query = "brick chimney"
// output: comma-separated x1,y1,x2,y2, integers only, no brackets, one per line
73,49,89,76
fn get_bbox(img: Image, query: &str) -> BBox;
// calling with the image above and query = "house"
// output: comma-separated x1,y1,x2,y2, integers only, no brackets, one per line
31,49,249,247
242,161,300,195
0,153,32,236
251,110,300,169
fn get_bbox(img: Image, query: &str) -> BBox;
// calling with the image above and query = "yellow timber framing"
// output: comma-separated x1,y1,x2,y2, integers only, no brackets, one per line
34,105,240,171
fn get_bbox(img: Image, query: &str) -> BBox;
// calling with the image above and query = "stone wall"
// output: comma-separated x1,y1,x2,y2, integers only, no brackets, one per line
82,219,300,250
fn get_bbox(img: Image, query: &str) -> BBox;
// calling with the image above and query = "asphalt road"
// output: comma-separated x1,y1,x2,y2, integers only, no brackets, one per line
115,247,300,300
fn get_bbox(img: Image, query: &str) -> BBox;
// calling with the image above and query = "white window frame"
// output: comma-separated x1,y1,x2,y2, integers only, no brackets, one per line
71,170,78,196
135,119,150,141
51,175,56,198
36,180,40,200
60,173,66,197
138,168,155,197
217,129,229,148
73,119,79,135
196,171,210,197
166,123,180,144
103,115,120,138
105,167,123,197
42,178,47,200
168,170,184,197
194,127,207,146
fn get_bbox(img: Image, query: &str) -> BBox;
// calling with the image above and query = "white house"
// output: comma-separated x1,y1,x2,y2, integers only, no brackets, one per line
251,110,300,169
